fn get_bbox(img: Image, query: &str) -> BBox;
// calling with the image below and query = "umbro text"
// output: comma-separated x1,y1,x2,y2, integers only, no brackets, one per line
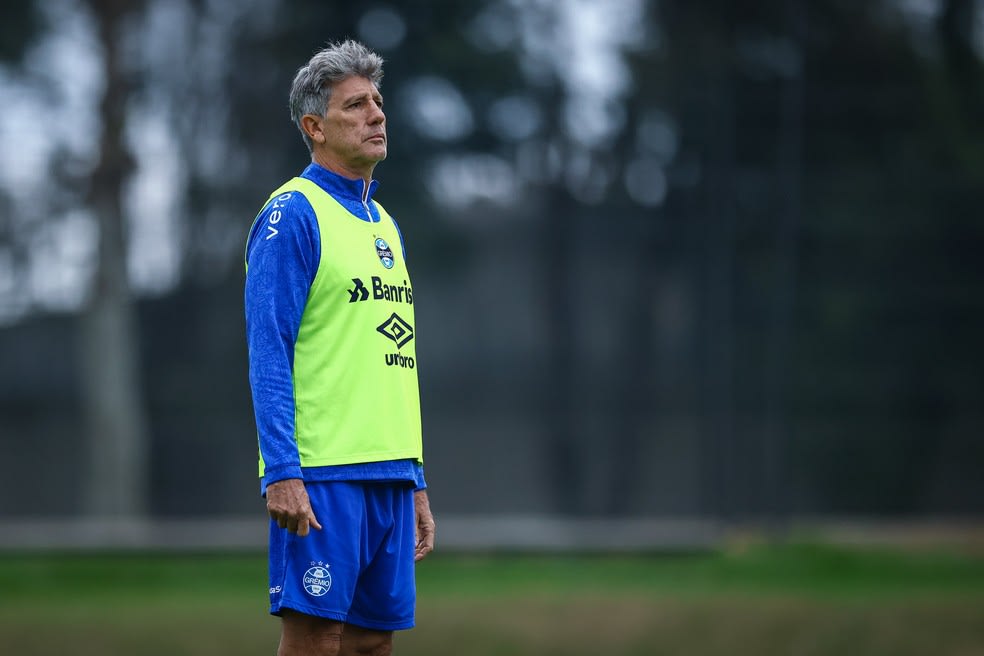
385,353,415,368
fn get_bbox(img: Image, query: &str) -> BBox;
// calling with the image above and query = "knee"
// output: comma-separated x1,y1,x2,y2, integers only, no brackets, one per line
346,630,393,656
279,631,342,656
312,632,344,656
368,641,393,656
278,612,344,656
356,641,392,656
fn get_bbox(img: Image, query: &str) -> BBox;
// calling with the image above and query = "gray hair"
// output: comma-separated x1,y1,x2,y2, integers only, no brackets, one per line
289,40,385,152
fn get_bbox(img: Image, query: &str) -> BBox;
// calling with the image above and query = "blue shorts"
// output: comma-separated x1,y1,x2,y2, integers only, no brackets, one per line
268,481,416,631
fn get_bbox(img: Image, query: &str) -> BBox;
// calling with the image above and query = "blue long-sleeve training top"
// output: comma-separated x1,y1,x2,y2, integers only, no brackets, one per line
245,162,426,494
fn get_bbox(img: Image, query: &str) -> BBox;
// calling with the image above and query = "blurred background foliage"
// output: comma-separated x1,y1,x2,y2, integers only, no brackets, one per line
0,0,982,523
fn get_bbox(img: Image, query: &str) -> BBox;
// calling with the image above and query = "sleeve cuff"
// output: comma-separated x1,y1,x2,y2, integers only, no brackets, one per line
262,462,304,485
413,462,427,491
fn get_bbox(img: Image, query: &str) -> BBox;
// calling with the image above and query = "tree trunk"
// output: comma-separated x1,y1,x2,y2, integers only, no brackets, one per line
761,0,807,539
80,0,149,517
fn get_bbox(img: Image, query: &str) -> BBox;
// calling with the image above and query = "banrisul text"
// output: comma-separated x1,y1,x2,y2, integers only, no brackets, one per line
348,277,413,305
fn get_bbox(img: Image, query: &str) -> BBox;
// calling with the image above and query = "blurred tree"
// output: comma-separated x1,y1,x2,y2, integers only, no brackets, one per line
0,3,41,62
442,0,655,514
79,0,150,516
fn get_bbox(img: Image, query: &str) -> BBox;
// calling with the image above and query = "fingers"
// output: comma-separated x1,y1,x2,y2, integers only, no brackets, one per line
269,507,321,536
295,504,321,536
414,536,433,561
414,519,435,561
296,507,322,536
266,479,321,537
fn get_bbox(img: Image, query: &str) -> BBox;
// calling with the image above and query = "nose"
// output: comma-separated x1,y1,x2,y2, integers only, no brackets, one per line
370,101,385,124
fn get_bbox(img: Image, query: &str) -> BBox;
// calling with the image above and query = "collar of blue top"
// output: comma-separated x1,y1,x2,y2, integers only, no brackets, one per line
301,162,381,223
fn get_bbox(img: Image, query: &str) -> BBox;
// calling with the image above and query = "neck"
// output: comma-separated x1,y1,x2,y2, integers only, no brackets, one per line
311,153,374,185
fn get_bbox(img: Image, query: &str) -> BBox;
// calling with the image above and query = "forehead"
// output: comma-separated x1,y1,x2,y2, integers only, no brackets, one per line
330,76,381,101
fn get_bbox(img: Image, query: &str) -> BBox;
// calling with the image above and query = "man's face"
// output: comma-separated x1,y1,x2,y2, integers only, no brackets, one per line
313,75,386,178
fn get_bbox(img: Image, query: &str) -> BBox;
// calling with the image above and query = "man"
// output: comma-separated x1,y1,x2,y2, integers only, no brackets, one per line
244,40,435,656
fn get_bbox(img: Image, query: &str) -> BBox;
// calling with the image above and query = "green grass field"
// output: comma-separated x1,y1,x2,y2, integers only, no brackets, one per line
1,543,982,655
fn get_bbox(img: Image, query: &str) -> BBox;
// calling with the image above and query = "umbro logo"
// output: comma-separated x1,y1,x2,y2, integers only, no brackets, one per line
376,313,414,349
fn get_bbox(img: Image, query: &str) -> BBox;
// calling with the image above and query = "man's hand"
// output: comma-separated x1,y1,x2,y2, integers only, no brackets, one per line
266,478,322,537
414,489,435,562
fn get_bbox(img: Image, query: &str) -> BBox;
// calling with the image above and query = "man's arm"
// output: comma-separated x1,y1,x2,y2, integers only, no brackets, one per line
245,190,321,533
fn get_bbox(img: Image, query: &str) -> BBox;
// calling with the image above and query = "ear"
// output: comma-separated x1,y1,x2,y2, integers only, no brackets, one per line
301,114,326,144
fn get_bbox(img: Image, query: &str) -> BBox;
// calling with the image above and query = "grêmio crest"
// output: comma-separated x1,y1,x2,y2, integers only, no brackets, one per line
374,236,395,269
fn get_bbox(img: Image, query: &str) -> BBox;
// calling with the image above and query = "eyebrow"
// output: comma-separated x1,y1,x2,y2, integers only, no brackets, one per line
340,91,383,106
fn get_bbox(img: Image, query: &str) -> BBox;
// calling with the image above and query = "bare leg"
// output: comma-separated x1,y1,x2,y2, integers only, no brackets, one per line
278,609,345,656
340,623,394,656
277,610,394,656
